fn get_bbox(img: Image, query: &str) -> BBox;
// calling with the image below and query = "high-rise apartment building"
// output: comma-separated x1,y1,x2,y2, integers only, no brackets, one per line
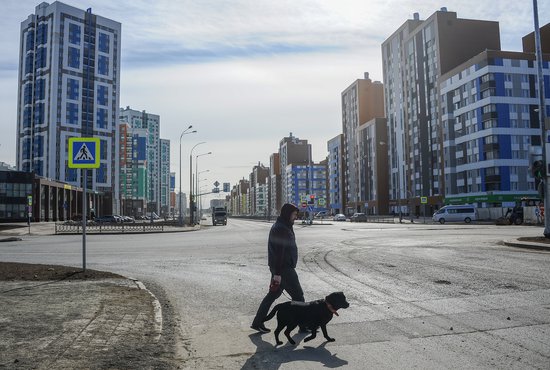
119,107,164,213
341,73,384,213
440,49,549,207
284,163,327,211
249,163,269,216
17,2,121,212
159,139,171,215
382,9,500,214
327,134,344,213
357,118,389,214
119,122,147,217
278,133,311,205
269,153,281,216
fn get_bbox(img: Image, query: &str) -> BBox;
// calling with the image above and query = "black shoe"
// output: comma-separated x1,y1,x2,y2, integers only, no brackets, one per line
250,324,271,333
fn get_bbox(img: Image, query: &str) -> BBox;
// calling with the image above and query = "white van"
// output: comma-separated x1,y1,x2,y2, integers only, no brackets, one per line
432,205,477,224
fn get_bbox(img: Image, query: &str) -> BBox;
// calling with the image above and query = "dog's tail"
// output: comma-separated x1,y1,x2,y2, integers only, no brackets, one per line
263,303,283,322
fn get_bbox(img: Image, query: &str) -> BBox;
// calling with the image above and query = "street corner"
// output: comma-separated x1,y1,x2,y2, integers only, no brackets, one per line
0,263,166,369
502,237,550,251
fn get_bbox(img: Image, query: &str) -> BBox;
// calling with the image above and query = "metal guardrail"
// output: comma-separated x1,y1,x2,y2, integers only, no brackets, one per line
366,215,396,223
55,222,165,234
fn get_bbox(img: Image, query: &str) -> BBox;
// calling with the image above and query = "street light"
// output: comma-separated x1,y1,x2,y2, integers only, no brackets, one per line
198,170,210,220
179,126,196,226
189,142,206,225
195,152,212,223
532,0,550,237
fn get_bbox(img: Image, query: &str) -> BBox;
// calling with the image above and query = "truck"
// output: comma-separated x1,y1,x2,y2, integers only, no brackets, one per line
212,206,227,226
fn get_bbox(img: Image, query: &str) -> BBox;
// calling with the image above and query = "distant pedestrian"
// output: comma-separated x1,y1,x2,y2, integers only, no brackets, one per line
251,203,305,333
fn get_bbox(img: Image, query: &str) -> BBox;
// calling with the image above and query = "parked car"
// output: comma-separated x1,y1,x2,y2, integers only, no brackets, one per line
333,213,346,221
120,216,135,223
94,215,121,223
350,213,368,222
146,212,160,220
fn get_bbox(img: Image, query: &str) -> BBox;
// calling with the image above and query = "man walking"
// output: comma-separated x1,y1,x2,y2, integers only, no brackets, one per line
251,203,305,333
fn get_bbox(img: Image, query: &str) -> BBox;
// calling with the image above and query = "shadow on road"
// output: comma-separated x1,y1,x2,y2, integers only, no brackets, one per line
242,333,348,369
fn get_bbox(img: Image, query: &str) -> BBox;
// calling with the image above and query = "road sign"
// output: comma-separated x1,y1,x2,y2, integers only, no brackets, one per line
421,196,428,204
223,182,230,192
68,138,100,168
214,181,220,187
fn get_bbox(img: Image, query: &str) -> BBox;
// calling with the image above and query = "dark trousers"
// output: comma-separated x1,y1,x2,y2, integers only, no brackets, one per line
252,267,304,326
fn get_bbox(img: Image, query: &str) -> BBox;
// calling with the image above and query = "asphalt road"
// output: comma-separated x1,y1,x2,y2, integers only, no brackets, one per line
1,219,549,369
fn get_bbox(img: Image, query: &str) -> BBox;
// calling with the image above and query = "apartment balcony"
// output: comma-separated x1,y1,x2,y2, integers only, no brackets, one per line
485,175,501,183
479,80,496,91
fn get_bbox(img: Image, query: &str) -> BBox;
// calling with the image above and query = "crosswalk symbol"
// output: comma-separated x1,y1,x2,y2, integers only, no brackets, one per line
75,143,93,161
68,137,100,168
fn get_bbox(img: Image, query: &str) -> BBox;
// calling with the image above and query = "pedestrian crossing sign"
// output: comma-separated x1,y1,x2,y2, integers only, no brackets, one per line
68,137,100,168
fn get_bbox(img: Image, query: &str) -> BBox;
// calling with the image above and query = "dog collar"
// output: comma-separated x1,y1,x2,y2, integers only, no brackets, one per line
326,302,339,316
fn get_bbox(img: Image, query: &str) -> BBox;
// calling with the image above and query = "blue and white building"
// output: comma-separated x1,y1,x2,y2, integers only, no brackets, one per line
440,49,550,206
119,107,163,213
16,1,121,212
284,163,328,213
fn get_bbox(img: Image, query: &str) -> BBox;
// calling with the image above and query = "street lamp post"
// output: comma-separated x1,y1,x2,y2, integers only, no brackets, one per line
179,126,196,226
189,142,206,225
197,170,210,221
532,0,550,237
195,152,212,223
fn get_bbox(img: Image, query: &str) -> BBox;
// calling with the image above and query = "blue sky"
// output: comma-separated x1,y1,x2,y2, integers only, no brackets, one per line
0,0,548,203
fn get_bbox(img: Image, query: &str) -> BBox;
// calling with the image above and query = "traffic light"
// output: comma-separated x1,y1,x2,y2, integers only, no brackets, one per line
308,194,315,204
533,160,545,179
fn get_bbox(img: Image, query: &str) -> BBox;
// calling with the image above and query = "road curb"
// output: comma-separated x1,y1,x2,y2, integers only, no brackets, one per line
502,239,550,251
131,278,163,342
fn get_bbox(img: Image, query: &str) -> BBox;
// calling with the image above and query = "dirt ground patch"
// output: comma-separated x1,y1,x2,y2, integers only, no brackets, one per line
517,236,550,245
0,262,123,281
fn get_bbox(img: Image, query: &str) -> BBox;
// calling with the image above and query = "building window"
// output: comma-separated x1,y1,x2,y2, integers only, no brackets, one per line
25,54,34,75
66,103,79,124
37,23,48,45
100,139,108,160
98,33,110,53
25,31,35,52
68,47,80,68
96,108,108,129
67,78,79,100
33,136,44,157
97,163,107,183
34,103,45,126
23,107,32,128
97,85,108,106
36,47,47,68
68,23,81,45
24,84,33,105
66,167,77,182
98,55,109,76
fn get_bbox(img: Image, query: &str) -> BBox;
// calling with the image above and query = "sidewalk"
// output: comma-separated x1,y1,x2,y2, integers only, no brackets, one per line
0,265,170,369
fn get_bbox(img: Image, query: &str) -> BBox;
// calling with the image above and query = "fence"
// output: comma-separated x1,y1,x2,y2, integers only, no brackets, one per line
365,215,396,223
55,222,165,234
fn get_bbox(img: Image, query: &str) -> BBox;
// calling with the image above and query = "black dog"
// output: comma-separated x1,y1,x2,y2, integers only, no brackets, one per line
263,292,349,345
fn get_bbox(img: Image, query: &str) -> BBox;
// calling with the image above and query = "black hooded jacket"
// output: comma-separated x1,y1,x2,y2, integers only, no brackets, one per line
268,204,299,275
